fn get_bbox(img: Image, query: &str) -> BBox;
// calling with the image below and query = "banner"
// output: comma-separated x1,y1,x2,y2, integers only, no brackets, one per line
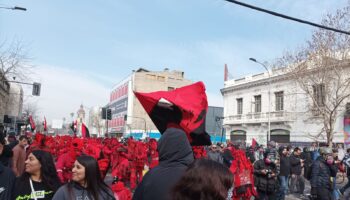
344,116,350,148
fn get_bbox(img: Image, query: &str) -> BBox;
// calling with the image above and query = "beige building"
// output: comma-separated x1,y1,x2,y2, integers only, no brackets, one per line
108,68,192,138
0,72,10,123
0,72,23,125
7,83,24,117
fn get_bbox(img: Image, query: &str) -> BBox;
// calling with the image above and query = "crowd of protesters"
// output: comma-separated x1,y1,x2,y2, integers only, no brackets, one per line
1,125,350,200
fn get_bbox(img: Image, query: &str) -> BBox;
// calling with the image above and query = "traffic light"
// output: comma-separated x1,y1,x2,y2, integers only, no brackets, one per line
32,82,41,96
101,108,107,119
124,115,127,121
107,109,112,120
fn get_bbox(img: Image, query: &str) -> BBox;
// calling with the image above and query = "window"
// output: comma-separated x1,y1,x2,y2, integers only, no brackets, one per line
254,95,261,113
237,98,243,114
146,74,156,80
313,84,325,106
157,76,165,81
275,91,284,111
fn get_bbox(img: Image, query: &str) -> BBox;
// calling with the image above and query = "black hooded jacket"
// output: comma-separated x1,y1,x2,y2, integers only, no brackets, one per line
133,128,194,200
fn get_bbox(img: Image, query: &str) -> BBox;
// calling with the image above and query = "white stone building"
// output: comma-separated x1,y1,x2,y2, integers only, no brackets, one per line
221,66,349,146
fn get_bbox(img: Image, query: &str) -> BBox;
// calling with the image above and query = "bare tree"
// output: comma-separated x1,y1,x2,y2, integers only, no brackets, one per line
0,39,33,81
276,4,350,146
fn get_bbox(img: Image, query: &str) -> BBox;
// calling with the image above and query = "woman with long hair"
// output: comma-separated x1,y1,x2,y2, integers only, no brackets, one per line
53,155,115,200
12,150,61,200
172,159,234,200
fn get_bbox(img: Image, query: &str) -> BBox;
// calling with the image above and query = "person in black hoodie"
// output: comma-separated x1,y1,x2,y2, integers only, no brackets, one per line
276,146,290,200
133,127,194,200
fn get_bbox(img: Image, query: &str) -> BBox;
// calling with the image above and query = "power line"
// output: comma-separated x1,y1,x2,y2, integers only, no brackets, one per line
224,0,350,35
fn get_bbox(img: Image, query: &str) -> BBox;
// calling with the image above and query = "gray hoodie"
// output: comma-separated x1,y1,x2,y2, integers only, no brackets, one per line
52,182,115,200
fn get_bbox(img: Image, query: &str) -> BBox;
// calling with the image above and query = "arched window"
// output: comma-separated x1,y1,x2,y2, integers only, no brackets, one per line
230,130,247,142
270,129,290,143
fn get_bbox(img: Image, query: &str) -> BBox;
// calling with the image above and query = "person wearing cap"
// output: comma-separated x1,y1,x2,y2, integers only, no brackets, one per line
253,148,278,200
289,147,305,198
310,147,338,200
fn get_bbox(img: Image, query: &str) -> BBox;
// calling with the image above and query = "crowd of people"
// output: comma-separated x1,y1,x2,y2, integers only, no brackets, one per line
0,126,349,200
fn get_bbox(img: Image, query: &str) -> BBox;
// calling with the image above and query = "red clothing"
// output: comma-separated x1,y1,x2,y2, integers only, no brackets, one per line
55,151,77,183
12,144,26,177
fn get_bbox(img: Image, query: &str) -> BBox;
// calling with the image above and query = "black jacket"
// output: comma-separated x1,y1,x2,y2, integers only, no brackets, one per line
279,155,290,176
0,145,13,167
0,163,15,200
253,159,278,193
290,154,302,175
133,128,194,200
310,156,337,189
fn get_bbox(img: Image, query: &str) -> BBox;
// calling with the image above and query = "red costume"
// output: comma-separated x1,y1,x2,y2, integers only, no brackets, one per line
229,148,257,200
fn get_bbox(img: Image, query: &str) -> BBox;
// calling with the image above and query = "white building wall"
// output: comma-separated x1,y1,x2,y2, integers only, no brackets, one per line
222,67,349,146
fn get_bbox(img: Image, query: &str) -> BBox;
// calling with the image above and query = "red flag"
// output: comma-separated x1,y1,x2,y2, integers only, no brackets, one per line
134,81,211,146
252,138,258,148
81,123,90,138
43,117,47,131
29,115,36,131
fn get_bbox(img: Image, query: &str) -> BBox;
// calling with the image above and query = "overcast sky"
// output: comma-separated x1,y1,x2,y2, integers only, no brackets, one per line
1,0,348,122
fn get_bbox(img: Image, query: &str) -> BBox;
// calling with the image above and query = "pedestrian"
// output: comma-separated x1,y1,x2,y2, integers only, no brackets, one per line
12,150,61,200
0,135,15,200
207,144,224,164
254,145,264,162
12,135,28,177
133,127,194,200
53,155,115,200
289,147,305,198
340,148,350,194
310,147,338,200
172,159,234,200
276,146,290,200
0,134,13,167
253,148,278,200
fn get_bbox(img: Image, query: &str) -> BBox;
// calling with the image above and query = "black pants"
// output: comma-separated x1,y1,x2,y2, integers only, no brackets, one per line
313,188,333,200
257,190,276,200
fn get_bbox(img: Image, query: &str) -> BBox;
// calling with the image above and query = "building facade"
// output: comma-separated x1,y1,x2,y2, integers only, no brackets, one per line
221,66,350,146
108,68,192,138
0,72,10,123
88,106,106,137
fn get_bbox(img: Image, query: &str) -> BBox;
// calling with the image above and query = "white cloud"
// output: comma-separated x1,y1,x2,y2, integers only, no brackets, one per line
24,65,111,123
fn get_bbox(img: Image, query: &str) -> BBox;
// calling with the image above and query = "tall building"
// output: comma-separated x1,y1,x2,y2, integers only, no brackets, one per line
221,65,350,146
76,104,86,135
108,68,192,138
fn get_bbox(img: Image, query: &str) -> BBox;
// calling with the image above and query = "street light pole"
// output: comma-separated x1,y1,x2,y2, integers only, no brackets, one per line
249,58,271,143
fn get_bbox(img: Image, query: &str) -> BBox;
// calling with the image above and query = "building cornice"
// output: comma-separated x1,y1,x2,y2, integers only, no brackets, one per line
221,72,291,95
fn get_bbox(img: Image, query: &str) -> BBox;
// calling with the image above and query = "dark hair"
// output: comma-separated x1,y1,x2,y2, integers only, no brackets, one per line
73,155,113,200
172,159,233,200
20,150,61,192
294,147,301,152
19,135,28,141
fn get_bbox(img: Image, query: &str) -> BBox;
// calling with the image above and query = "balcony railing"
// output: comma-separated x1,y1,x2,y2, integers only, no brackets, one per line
224,111,296,124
